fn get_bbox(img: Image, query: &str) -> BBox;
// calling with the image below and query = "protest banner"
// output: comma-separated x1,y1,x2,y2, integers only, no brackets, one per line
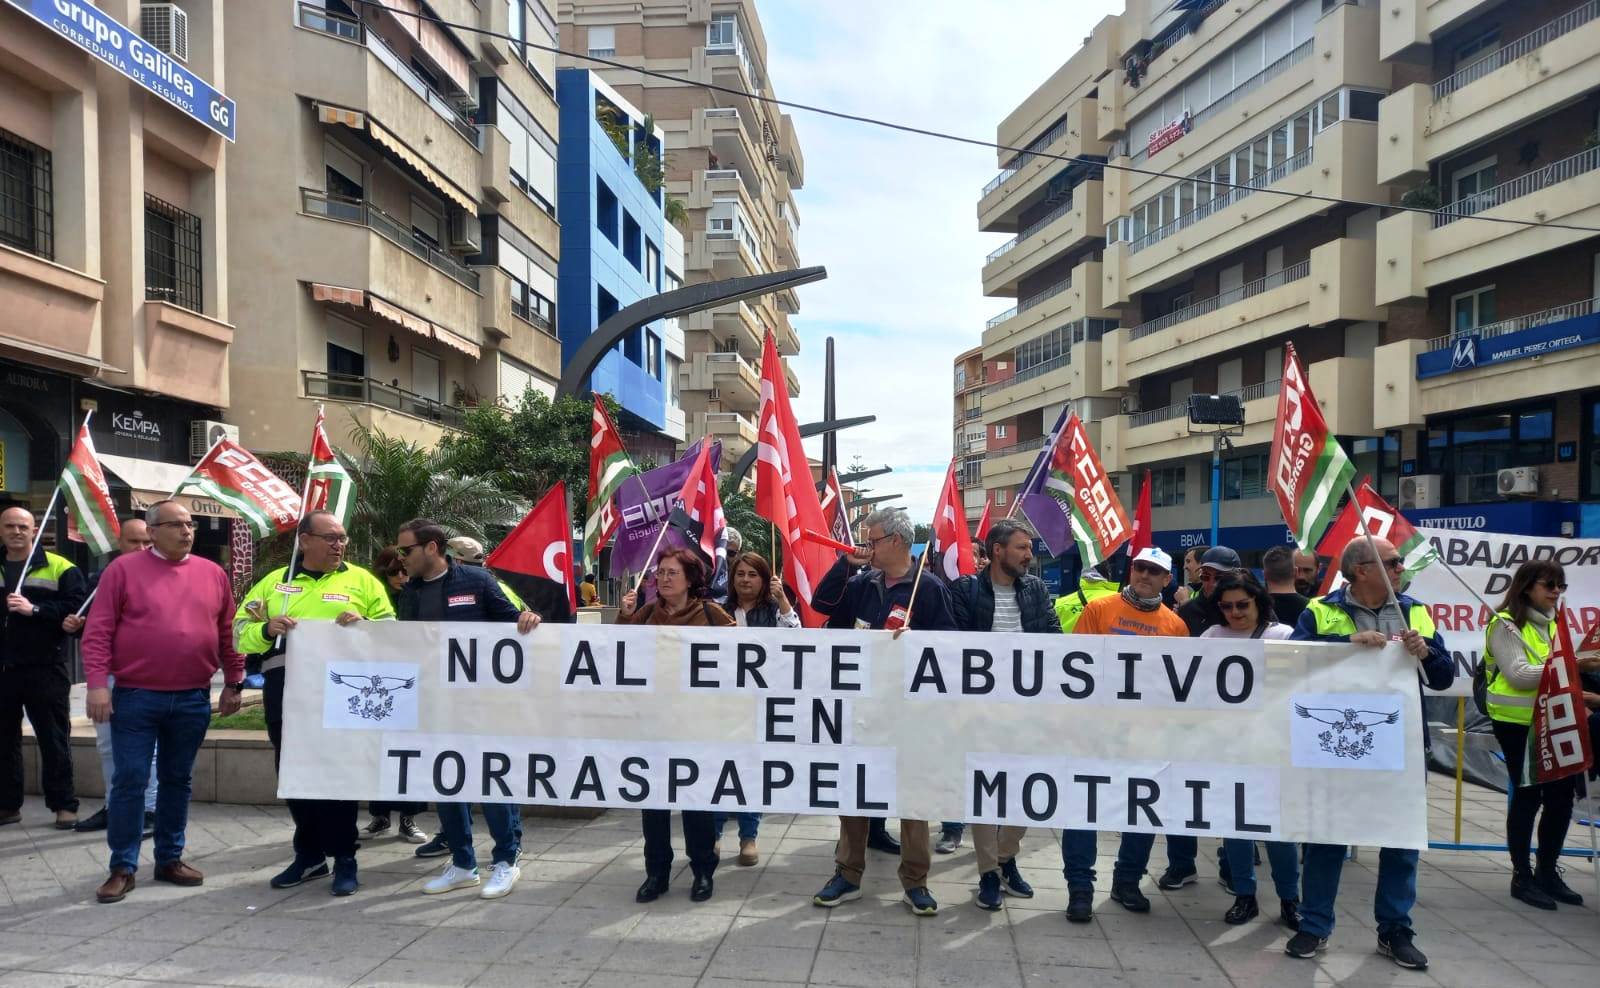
281,623,1429,848
1406,527,1600,697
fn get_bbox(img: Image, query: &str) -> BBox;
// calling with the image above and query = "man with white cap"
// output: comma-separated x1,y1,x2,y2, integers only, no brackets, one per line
1059,546,1189,923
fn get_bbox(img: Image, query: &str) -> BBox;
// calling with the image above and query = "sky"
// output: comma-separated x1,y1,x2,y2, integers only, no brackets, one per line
759,0,1115,522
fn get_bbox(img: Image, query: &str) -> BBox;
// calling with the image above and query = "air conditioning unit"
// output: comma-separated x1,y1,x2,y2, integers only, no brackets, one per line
1497,466,1540,496
190,420,238,461
448,209,482,253
1398,474,1441,510
1119,394,1140,415
140,4,189,62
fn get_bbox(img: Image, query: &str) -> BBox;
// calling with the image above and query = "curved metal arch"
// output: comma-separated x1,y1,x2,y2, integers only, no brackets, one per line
728,415,877,484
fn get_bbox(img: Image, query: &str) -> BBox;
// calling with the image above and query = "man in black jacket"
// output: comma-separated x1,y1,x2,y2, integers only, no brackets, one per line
947,519,1057,909
2,506,87,829
396,519,540,902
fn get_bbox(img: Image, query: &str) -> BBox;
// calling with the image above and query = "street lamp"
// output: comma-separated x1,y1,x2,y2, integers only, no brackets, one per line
1186,394,1245,547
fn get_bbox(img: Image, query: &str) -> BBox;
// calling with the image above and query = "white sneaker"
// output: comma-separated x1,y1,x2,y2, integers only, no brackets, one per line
480,862,521,899
422,864,480,895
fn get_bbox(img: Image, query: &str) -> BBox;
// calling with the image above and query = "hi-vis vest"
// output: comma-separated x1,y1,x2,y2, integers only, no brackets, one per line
20,551,76,593
1056,578,1119,634
235,563,394,670
1482,610,1549,726
1304,596,1438,640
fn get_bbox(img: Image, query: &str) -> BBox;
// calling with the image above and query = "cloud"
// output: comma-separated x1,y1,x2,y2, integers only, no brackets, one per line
759,1,1110,521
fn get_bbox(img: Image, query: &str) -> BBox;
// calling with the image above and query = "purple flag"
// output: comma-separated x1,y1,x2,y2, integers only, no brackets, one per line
608,440,722,575
1016,406,1073,557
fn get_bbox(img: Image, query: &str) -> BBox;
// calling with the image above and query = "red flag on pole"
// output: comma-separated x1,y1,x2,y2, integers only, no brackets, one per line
756,332,832,626
1269,343,1355,549
974,493,993,543
1314,477,1441,595
1130,469,1153,557
666,440,726,569
486,483,576,613
1526,610,1595,784
932,460,976,582
821,467,854,547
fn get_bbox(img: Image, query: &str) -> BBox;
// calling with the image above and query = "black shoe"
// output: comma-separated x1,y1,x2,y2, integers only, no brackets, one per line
1284,931,1327,959
73,808,109,833
1537,869,1585,906
1280,898,1301,931
362,816,391,837
1223,894,1258,925
975,871,1002,911
635,873,669,903
270,857,329,889
1109,881,1149,913
414,833,450,859
1156,865,1197,890
141,812,155,840
1376,928,1428,970
866,826,901,855
330,856,359,897
1065,888,1093,923
689,874,714,902
935,827,962,854
1000,858,1033,898
1511,871,1558,910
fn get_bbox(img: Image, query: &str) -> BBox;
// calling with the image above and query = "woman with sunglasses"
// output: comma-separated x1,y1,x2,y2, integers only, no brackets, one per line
1483,561,1587,909
1201,572,1300,928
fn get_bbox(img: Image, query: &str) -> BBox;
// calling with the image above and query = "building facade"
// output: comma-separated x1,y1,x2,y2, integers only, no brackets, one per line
557,0,804,465
976,0,1600,565
1,0,241,564
952,346,989,525
223,0,564,452
555,67,679,461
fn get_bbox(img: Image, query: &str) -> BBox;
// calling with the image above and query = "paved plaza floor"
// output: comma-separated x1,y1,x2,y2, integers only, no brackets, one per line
0,774,1595,988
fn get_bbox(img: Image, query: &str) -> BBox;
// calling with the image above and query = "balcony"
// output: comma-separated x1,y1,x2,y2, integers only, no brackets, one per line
1119,379,1282,469
303,370,467,430
302,189,479,291
981,276,1071,345
982,182,1103,297
978,97,1108,232
699,410,759,461
0,243,106,374
1378,3,1600,185
983,260,1113,355
478,268,560,379
139,301,235,408
687,351,761,411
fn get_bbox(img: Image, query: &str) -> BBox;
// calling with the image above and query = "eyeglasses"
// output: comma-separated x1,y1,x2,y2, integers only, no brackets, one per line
397,544,423,556
305,533,349,545
1537,580,1569,591
1217,600,1254,613
864,533,900,549
152,521,196,530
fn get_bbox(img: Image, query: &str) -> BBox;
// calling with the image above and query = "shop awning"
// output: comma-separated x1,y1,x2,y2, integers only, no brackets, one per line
368,122,476,216
431,326,481,360
315,103,367,129
310,283,481,360
99,453,238,520
310,283,365,307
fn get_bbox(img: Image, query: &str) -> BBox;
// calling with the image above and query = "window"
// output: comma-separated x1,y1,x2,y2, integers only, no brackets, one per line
1451,156,1497,208
1451,285,1496,334
1317,92,1341,130
1428,404,1553,503
324,140,364,201
326,317,365,381
1454,28,1499,71
994,424,1008,439
410,198,442,249
668,355,682,405
596,177,618,244
1,126,53,259
1150,466,1186,507
507,0,556,92
1347,90,1382,121
1584,395,1600,498
708,13,736,47
412,348,441,403
497,221,557,333
1210,453,1270,501
644,240,661,289
994,489,1008,506
622,213,642,269
645,332,661,378
144,194,202,312
587,25,615,57
495,89,557,215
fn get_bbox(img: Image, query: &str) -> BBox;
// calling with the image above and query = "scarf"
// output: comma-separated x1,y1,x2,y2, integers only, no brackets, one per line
1120,585,1162,613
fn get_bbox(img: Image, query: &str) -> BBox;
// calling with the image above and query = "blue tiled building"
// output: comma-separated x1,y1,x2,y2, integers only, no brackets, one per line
556,69,678,453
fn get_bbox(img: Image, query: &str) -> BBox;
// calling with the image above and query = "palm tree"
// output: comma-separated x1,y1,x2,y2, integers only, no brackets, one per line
341,420,526,565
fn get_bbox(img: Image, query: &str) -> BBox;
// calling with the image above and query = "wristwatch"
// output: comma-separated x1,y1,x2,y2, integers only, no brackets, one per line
224,682,245,694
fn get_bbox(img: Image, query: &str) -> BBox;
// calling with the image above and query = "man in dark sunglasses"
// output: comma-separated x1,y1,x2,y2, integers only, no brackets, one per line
1288,536,1453,972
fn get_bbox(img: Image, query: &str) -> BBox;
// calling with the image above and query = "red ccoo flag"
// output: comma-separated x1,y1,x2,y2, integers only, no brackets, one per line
756,331,832,625
1314,477,1440,595
666,440,726,570
486,483,575,613
973,493,993,543
932,460,976,582
1525,610,1595,784
1130,469,1153,557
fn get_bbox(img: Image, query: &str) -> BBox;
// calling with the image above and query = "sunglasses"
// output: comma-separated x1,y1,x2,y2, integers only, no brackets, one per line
1130,561,1166,576
1217,599,1254,613
1537,579,1569,591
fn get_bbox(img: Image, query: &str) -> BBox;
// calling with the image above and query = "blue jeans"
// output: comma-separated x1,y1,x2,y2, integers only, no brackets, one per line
96,675,156,813
940,821,964,836
437,803,521,871
1061,830,1172,889
712,812,761,840
1224,840,1300,900
107,687,211,873
1300,844,1417,939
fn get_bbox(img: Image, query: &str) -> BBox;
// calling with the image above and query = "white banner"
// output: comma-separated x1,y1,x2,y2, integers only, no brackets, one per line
1406,528,1600,697
281,623,1429,848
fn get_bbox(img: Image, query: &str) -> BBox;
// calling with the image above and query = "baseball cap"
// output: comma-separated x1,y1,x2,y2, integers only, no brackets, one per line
446,536,485,564
1199,546,1242,572
1132,547,1173,573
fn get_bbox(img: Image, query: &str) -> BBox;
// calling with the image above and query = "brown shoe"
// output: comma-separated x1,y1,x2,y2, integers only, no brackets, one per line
54,810,78,830
0,810,19,826
737,839,759,867
153,860,204,886
97,868,136,904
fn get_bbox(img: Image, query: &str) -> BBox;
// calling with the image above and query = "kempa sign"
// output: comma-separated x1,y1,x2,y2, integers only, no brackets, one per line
6,0,236,141
110,410,161,443
280,623,1430,848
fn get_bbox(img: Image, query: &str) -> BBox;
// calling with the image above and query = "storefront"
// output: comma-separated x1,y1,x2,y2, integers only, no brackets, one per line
0,359,76,548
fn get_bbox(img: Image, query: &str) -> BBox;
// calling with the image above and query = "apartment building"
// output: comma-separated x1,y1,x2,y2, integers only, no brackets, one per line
952,346,989,525
1,0,244,563
557,0,804,465
975,0,1600,569
223,0,564,452
555,67,681,462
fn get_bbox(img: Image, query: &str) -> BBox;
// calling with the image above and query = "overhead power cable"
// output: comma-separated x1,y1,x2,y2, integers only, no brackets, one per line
345,0,1600,236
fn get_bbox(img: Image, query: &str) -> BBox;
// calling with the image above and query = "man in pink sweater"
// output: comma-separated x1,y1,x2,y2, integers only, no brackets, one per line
81,500,244,904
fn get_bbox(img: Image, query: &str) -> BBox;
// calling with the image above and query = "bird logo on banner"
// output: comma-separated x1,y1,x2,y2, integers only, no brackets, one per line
329,671,417,722
1294,704,1400,761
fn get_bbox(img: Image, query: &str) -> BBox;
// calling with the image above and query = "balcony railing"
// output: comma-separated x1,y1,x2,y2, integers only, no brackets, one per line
1425,295,1600,352
1124,41,1314,165
296,2,480,145
964,407,984,421
1128,147,1313,255
986,305,1019,329
301,188,480,291
1433,146,1600,228
990,353,1072,396
984,435,1050,459
1130,260,1310,341
304,370,466,429
987,196,1075,263
1433,0,1600,100
1130,378,1281,428
983,117,1072,197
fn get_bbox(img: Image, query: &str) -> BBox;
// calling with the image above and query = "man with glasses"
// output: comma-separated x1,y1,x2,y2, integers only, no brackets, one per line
81,501,242,903
1289,536,1453,971
1061,546,1190,922
1177,544,1241,637
236,510,395,897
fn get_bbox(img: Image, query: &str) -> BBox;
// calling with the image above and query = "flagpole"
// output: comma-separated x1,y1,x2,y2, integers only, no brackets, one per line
9,410,95,596
273,405,324,647
1345,481,1405,624
901,530,932,631
1453,697,1466,844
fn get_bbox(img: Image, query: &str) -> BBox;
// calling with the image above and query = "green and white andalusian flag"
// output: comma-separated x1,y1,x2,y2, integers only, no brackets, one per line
1268,343,1355,550
174,439,303,539
304,408,354,526
59,422,120,556
583,396,638,574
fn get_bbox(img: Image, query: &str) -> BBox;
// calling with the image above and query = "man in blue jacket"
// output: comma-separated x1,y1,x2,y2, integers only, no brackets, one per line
1288,536,1453,972
395,519,540,902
